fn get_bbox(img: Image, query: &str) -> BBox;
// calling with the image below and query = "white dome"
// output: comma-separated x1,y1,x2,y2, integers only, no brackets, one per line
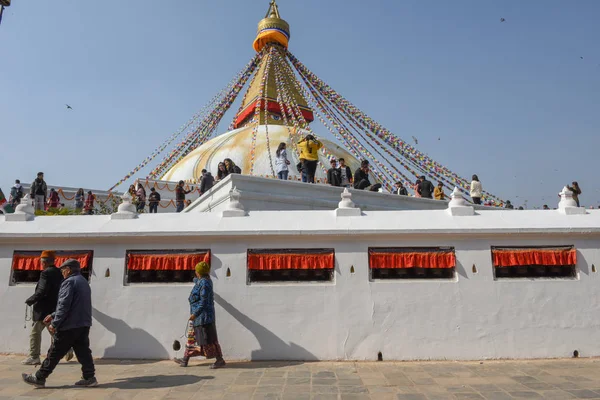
162,125,366,184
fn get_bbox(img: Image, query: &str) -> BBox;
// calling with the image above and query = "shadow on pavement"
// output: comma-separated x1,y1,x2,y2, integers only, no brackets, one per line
98,374,213,389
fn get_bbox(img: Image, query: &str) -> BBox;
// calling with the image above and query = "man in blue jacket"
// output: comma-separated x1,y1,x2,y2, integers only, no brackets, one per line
22,259,97,388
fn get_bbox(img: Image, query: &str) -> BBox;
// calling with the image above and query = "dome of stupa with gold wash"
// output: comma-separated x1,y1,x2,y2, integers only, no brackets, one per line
161,125,365,184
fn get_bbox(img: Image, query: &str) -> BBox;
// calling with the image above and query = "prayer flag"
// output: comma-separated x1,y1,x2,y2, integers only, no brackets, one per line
0,188,6,206
0,6,4,25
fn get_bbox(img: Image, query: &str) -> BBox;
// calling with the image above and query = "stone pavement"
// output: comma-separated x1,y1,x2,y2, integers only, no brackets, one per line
2,355,600,399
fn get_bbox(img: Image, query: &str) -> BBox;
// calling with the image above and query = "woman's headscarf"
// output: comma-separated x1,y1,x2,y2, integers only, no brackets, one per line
195,261,210,276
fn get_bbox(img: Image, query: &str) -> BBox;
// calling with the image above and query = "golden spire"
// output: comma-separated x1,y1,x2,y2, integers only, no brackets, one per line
253,0,291,53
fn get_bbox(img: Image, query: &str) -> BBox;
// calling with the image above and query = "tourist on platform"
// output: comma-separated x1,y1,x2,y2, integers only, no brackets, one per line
30,172,48,212
413,179,422,198
74,189,85,211
224,158,241,175
338,158,353,188
22,251,74,366
394,181,408,196
216,162,228,181
199,169,215,194
136,184,147,213
470,175,483,205
543,204,550,210
47,188,60,209
568,181,582,207
174,262,226,369
327,159,342,187
176,181,194,213
353,160,381,192
418,176,434,199
505,200,514,209
297,135,323,184
148,188,161,214
518,206,524,210
10,179,24,209
22,259,97,388
433,182,446,200
274,142,290,180
83,191,94,215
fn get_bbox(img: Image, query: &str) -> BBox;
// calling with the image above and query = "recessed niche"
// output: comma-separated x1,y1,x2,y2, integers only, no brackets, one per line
377,352,383,361
105,268,110,278
472,264,477,273
592,264,596,273
350,266,355,274
226,268,231,277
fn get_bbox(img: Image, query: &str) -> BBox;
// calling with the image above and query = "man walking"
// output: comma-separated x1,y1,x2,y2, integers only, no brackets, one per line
30,172,47,212
22,251,73,365
22,259,97,388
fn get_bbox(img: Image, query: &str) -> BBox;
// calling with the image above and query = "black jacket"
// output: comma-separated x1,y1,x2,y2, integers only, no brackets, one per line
148,191,161,204
353,168,370,189
396,187,408,196
26,265,63,322
419,179,435,199
327,168,342,187
200,173,215,193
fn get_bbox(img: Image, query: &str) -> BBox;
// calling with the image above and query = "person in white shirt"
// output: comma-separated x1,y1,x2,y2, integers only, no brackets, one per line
274,142,290,180
470,174,483,205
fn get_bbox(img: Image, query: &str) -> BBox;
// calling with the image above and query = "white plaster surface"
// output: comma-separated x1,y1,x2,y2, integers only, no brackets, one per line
0,207,599,361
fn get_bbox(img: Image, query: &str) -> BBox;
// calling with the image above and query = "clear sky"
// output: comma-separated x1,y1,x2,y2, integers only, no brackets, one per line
1,0,598,208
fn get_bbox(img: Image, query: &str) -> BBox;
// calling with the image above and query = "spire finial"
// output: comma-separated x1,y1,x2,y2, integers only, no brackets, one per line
266,0,281,19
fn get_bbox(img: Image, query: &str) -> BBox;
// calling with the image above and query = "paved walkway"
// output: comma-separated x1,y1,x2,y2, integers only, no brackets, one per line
2,355,600,399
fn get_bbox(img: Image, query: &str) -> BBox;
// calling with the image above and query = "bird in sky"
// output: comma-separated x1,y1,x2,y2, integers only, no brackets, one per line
500,18,506,23
580,56,584,60
411,136,418,145
65,104,73,110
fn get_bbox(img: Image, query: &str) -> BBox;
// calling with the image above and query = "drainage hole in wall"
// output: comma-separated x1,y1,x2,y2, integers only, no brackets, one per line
377,352,383,361
573,350,579,358
472,264,478,273
350,266,355,274
226,268,231,278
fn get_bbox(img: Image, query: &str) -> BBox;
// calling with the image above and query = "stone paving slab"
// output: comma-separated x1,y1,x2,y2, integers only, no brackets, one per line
2,355,600,399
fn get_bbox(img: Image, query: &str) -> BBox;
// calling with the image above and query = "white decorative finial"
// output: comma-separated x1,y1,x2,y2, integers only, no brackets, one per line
447,187,474,216
558,186,585,215
5,194,35,221
336,188,361,216
222,187,247,217
111,192,138,220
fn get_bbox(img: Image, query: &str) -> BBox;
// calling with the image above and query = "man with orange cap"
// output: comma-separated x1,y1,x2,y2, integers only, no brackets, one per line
22,251,73,365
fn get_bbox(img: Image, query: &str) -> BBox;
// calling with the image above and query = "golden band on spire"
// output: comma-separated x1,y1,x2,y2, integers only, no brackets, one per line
253,0,291,53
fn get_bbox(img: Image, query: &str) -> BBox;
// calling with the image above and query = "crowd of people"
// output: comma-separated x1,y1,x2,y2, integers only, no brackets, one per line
0,144,588,214
19,251,224,388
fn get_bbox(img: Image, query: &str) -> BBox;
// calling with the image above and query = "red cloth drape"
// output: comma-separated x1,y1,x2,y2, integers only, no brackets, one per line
248,252,334,271
127,252,210,271
12,252,92,271
369,250,455,269
492,247,576,267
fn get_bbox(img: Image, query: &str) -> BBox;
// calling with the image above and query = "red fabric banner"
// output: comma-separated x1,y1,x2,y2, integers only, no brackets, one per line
369,250,456,269
12,252,92,271
492,248,576,267
248,252,334,271
127,252,210,271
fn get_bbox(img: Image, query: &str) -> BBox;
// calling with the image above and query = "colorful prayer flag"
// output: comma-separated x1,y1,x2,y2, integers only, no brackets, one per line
0,188,6,206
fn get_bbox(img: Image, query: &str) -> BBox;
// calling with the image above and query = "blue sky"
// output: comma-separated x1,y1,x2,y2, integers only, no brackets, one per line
1,0,598,208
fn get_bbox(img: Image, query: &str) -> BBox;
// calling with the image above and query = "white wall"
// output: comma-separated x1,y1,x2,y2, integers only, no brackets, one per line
0,220,599,361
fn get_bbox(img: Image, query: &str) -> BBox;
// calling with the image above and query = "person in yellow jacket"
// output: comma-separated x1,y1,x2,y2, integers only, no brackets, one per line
297,135,323,184
434,182,446,200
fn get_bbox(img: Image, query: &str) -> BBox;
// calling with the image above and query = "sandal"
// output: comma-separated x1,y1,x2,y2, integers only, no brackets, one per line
210,359,226,369
173,358,188,367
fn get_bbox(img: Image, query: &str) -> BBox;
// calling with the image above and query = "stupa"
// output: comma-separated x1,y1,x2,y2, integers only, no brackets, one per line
109,0,505,205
